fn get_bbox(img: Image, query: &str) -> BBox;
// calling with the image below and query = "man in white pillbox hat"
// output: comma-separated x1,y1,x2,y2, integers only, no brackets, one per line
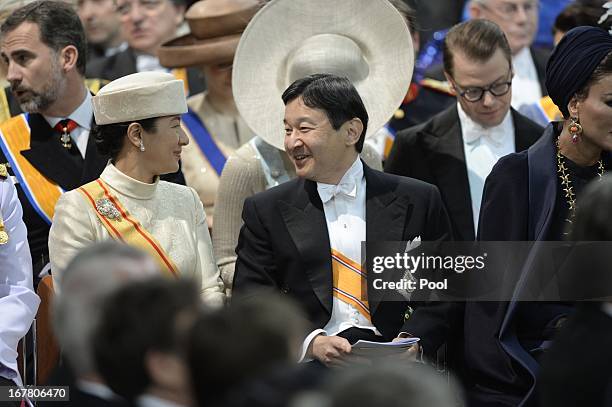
49,71,225,307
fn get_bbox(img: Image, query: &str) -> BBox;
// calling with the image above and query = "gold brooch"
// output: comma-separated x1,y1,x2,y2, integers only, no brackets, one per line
95,198,121,221
0,219,8,245
0,163,8,180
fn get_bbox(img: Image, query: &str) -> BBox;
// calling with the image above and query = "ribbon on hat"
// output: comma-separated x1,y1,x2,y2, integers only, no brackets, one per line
545,26,612,118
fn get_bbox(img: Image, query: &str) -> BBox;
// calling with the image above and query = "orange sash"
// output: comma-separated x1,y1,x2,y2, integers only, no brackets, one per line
0,114,63,224
331,249,370,321
78,179,179,278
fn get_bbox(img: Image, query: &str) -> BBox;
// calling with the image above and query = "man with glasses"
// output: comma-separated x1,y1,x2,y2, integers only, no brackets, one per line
86,0,205,97
386,19,543,242
469,0,549,110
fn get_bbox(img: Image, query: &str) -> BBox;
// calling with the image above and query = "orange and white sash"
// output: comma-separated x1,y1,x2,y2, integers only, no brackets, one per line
331,249,371,322
78,178,179,278
0,113,63,224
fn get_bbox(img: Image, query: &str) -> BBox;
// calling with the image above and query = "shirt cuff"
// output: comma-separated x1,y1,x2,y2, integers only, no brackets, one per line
298,329,327,363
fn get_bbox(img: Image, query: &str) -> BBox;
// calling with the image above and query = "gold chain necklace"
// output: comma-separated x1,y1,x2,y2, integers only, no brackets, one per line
556,138,605,224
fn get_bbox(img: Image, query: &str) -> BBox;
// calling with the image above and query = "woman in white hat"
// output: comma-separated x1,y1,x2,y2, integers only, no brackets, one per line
48,71,225,306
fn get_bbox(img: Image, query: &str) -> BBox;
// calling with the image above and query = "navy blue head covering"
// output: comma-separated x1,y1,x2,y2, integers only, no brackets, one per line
546,26,612,118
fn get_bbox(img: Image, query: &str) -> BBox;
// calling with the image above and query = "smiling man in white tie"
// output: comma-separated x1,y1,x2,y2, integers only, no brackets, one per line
386,19,544,242
232,74,452,367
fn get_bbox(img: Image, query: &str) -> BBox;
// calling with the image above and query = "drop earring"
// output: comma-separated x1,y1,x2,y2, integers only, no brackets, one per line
568,117,582,144
139,139,145,152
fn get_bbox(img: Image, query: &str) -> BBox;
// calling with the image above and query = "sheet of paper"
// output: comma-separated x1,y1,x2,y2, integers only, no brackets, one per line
350,337,420,357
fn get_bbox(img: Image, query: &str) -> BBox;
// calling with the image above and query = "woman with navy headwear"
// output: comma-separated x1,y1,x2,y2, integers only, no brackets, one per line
471,26,611,406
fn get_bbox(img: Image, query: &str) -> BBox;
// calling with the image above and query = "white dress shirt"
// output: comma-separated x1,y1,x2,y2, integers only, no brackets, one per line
458,103,515,234
511,47,543,110
0,177,40,386
44,91,93,158
136,54,167,73
300,157,380,361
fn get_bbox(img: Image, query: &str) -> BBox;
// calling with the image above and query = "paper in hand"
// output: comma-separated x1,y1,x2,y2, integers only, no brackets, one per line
350,337,420,357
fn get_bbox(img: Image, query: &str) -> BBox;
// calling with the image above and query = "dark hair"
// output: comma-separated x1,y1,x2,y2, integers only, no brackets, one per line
189,295,306,407
387,0,418,34
553,3,607,36
443,19,512,78
93,278,200,401
281,73,369,153
1,1,88,75
574,50,612,102
570,174,612,241
93,118,157,160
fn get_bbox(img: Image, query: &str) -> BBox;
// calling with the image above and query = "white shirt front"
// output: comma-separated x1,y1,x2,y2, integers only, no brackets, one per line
458,103,515,234
300,157,380,361
44,91,93,158
511,47,543,110
136,54,167,73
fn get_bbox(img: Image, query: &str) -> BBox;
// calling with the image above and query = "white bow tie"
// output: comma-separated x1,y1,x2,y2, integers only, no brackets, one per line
318,180,357,203
464,127,506,145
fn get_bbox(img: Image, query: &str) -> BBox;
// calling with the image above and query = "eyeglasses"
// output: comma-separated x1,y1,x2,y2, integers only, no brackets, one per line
115,0,163,15
476,0,539,21
450,74,512,103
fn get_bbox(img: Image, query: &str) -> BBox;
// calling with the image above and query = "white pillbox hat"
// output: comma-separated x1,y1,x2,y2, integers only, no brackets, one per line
92,72,188,125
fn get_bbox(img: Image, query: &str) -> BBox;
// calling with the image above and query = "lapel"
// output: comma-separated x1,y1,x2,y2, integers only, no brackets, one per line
530,47,549,96
81,116,109,184
527,124,558,241
20,113,85,190
279,179,333,315
498,125,560,387
364,164,411,313
426,106,475,240
512,108,540,152
117,48,138,77
502,125,558,336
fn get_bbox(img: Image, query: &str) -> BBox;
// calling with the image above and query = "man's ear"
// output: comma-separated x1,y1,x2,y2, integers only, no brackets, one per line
468,2,483,19
344,118,364,147
443,71,457,96
174,4,186,27
60,45,79,72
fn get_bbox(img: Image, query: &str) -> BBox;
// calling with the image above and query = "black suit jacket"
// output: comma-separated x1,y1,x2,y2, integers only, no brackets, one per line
232,163,452,339
540,303,612,407
86,47,205,96
385,105,543,241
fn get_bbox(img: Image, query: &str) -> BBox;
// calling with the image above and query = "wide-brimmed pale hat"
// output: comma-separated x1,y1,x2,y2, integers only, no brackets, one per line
158,0,262,68
93,72,188,125
232,0,414,150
